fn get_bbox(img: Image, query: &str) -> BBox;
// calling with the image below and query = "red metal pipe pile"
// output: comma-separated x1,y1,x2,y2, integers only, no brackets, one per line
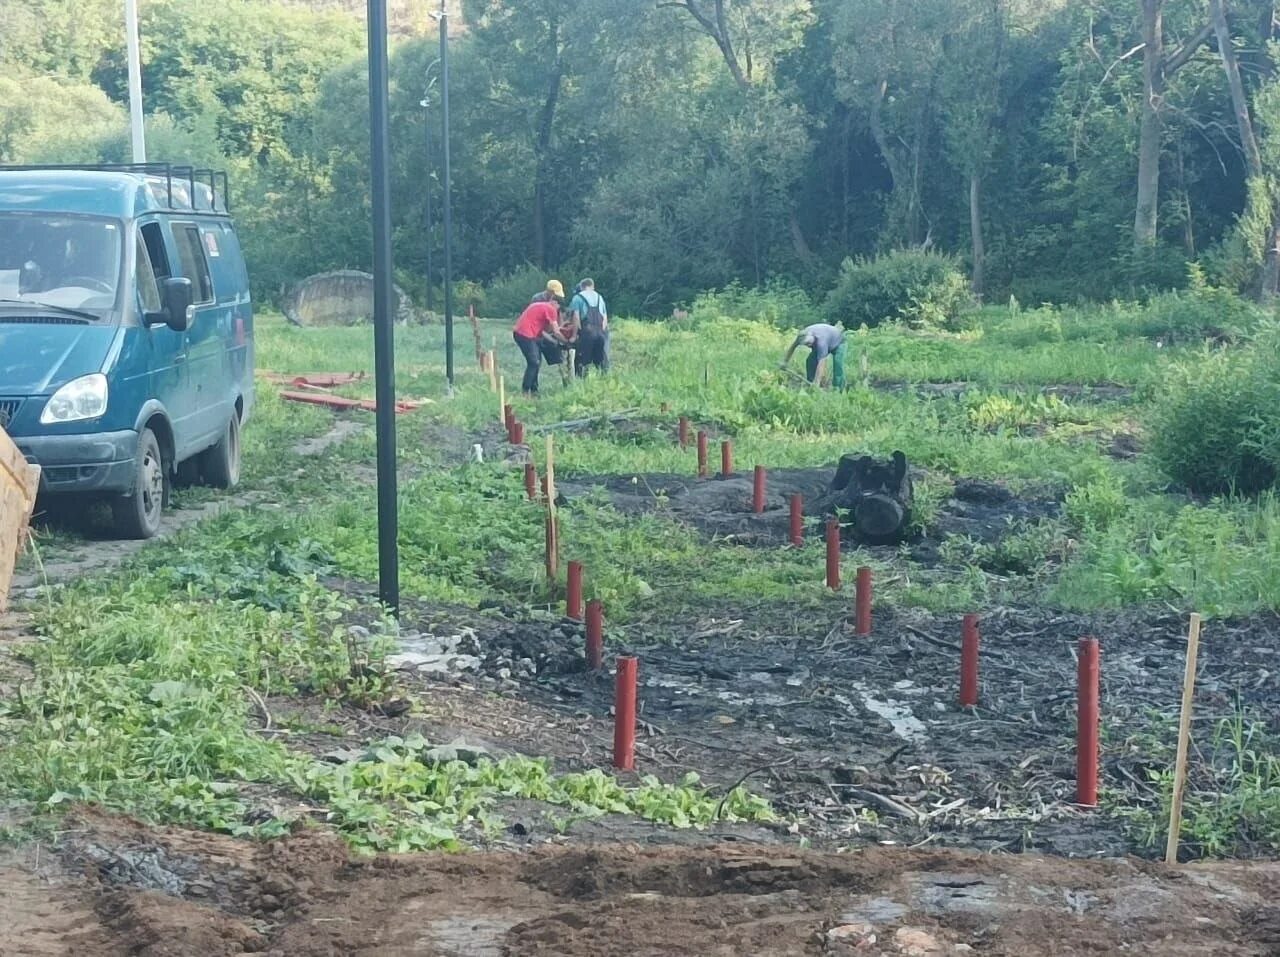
566,561,584,620
524,463,538,501
855,566,872,635
789,494,803,546
959,614,980,706
697,431,709,477
613,656,638,770
825,518,840,590
752,466,766,514
720,440,733,478
586,600,604,670
1077,637,1101,806
678,416,690,449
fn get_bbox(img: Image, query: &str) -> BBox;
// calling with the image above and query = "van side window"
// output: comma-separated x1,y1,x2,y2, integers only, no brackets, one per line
172,224,214,304
136,234,161,313
141,222,170,280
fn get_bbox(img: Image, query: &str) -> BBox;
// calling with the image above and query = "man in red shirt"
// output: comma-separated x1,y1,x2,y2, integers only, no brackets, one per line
513,279,570,396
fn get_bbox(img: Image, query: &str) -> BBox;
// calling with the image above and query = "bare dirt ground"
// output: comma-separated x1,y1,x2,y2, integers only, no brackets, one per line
4,810,1280,956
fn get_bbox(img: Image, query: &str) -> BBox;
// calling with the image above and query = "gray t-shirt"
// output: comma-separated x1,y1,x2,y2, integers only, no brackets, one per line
801,323,845,360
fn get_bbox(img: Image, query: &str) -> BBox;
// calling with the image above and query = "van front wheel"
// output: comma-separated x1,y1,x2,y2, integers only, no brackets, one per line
200,413,241,489
112,428,166,540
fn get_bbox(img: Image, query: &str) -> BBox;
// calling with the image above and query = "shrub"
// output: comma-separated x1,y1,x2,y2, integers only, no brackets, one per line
484,263,558,318
688,280,813,330
1064,472,1129,532
1134,267,1266,344
824,250,972,330
1147,328,1280,494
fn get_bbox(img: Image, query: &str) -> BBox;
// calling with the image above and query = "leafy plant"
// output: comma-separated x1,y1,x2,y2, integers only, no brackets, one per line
1147,328,1280,494
824,250,973,330
1065,472,1129,532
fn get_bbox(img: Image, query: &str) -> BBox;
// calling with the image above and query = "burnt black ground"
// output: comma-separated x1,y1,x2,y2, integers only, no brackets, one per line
390,593,1280,860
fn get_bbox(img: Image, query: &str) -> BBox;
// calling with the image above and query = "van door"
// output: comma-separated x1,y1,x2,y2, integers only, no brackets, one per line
204,220,254,422
135,221,195,451
169,220,227,449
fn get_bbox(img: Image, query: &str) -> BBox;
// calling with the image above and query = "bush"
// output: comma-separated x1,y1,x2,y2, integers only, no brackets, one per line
484,263,559,318
1135,270,1266,344
1065,472,1129,532
1147,328,1280,494
824,250,972,330
688,280,813,330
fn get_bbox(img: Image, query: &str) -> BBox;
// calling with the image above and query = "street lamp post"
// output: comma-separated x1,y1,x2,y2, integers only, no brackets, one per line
419,63,439,314
366,0,399,614
125,0,146,162
438,1,455,390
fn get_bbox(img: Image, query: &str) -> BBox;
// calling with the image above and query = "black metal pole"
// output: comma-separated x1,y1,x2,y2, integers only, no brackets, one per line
367,0,399,613
423,96,433,313
440,2,455,389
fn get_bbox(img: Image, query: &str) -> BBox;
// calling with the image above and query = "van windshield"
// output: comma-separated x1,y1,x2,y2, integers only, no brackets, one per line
0,213,123,320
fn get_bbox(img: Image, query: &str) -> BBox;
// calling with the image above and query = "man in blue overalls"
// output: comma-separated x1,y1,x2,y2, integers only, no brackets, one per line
570,278,609,376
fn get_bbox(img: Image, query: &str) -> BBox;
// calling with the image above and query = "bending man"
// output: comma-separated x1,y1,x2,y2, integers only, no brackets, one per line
780,322,846,389
512,280,570,397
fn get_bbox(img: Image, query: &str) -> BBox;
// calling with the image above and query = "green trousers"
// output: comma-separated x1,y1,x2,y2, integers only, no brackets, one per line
806,340,846,388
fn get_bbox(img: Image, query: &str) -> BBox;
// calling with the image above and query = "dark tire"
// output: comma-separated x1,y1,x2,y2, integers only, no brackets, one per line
112,428,166,540
200,413,241,489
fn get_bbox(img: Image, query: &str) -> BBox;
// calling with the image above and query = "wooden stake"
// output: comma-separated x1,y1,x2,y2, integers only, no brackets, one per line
1166,613,1203,865
545,434,559,579
498,375,506,425
545,434,557,507
487,350,497,392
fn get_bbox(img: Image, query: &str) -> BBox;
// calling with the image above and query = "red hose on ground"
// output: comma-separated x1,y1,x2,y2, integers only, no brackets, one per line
1077,637,1101,806
613,656,638,770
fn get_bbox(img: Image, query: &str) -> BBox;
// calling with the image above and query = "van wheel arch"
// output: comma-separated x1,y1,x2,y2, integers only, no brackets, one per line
144,413,176,501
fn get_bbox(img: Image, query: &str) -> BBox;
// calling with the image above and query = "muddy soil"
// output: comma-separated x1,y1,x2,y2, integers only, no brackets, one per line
4,811,1279,956
559,467,1060,552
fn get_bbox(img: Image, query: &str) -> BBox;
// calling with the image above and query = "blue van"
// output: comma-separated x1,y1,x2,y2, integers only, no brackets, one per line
0,164,254,538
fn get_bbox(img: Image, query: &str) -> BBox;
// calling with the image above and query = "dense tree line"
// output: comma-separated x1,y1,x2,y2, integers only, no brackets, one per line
2,0,1280,313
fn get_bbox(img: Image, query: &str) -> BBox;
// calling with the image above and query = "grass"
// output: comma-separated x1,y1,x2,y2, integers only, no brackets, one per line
3,298,1279,858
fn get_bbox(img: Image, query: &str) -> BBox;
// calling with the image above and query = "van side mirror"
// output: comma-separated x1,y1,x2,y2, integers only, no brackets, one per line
150,277,193,332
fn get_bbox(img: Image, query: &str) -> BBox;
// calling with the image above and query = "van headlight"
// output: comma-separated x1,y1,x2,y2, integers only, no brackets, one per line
41,374,109,424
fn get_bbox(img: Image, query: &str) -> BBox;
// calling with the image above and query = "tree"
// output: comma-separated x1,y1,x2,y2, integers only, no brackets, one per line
938,0,1010,296
1134,1,1213,247
831,0,951,248
660,0,817,261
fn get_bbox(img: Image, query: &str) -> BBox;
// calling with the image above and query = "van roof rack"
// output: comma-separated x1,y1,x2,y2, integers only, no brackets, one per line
0,163,230,213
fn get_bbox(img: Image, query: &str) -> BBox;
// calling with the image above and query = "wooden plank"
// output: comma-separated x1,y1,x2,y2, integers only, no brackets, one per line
0,425,39,612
